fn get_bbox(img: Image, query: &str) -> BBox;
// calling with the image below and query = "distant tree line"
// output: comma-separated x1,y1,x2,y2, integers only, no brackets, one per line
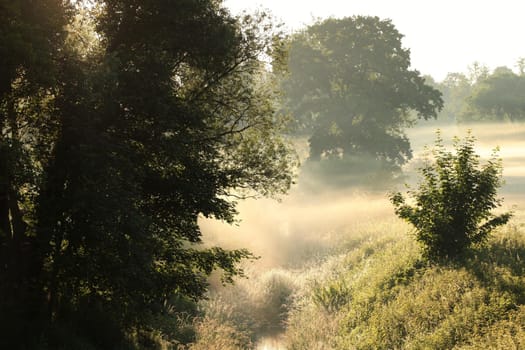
430,61,525,123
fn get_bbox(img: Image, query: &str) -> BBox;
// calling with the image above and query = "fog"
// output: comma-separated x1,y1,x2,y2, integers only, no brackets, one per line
197,122,525,350
200,122,525,270
406,123,525,204
200,191,393,269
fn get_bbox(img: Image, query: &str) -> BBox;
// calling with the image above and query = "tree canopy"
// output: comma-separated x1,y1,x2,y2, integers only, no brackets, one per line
280,16,443,170
0,1,296,347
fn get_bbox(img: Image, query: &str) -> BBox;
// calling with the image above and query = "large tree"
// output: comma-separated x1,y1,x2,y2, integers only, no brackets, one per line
281,16,443,170
1,1,296,347
0,0,68,343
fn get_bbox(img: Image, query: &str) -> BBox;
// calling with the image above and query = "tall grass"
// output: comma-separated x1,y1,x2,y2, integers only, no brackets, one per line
285,216,525,349
194,198,525,349
191,124,525,348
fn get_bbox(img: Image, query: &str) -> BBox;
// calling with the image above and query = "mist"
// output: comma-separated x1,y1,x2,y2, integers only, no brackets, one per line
201,122,524,270
6,2,525,349
196,122,525,349
407,123,525,204
200,190,393,269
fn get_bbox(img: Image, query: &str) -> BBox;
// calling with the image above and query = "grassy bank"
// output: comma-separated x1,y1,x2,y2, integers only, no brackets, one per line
285,219,525,349
193,211,525,349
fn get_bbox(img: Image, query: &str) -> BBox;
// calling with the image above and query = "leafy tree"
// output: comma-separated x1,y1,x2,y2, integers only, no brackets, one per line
281,16,443,170
467,61,490,85
390,132,511,262
434,72,472,124
1,1,296,347
0,0,68,344
424,62,490,125
463,66,525,122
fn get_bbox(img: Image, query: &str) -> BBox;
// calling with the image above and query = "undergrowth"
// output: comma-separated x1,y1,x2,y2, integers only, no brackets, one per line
286,219,525,349
192,207,525,349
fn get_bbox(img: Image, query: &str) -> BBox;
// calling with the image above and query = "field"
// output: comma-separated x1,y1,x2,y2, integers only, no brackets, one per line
195,123,525,349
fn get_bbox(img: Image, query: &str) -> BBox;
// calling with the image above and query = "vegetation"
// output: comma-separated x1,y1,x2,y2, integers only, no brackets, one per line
0,1,296,348
190,268,297,349
196,209,524,349
429,61,525,124
280,16,443,171
3,1,525,348
192,127,524,349
281,217,525,349
465,66,525,122
390,132,512,261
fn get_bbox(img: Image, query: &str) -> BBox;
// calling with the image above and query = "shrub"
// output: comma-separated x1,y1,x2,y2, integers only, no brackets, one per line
390,131,512,262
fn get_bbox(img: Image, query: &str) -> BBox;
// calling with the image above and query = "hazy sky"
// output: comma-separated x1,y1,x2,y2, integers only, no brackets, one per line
224,0,525,81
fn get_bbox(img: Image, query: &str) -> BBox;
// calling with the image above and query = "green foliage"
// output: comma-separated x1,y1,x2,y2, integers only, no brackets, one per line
312,279,351,313
0,0,296,347
285,222,525,349
280,16,443,171
0,0,68,94
390,132,511,261
464,66,525,122
0,0,68,346
432,61,525,124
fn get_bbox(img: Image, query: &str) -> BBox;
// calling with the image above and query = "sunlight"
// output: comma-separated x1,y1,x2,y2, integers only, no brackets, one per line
225,0,525,81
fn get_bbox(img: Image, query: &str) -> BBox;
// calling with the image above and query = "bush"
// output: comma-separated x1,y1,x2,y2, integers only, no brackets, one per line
390,131,512,262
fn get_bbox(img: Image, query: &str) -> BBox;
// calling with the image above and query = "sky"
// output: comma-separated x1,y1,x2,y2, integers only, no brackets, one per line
224,0,525,82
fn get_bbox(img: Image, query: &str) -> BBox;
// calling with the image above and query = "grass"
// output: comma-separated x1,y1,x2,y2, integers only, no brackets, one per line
188,124,525,348
191,201,525,350
284,215,525,349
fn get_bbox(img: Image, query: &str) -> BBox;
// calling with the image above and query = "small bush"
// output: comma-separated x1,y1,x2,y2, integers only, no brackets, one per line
390,131,512,262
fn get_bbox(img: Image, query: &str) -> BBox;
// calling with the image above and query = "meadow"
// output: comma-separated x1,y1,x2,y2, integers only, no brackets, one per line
194,123,525,349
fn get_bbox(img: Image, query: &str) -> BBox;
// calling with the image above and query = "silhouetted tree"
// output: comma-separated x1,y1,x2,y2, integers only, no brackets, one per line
1,1,296,347
0,0,68,344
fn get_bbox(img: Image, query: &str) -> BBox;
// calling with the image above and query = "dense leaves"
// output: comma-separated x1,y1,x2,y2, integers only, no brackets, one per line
465,66,525,122
281,16,443,170
0,0,68,345
390,132,511,261
0,1,296,347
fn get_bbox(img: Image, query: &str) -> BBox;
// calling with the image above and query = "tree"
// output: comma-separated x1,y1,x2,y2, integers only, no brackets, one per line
0,0,68,343
467,61,490,85
280,16,443,171
390,132,512,262
1,1,296,347
463,66,525,122
435,72,472,124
